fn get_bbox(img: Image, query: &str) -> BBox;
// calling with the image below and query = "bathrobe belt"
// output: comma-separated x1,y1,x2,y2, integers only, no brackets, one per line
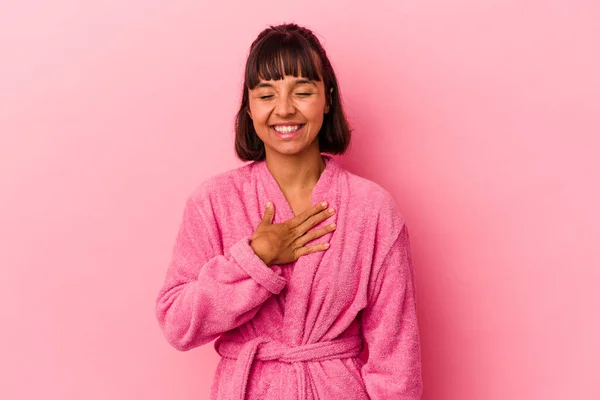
215,335,364,400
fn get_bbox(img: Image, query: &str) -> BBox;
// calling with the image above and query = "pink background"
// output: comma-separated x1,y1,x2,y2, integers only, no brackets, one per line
1,1,599,399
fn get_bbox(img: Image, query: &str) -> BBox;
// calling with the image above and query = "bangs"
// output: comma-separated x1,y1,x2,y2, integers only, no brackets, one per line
246,33,323,89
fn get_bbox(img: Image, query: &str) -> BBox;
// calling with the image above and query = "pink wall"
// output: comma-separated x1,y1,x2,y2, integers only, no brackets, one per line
1,1,598,399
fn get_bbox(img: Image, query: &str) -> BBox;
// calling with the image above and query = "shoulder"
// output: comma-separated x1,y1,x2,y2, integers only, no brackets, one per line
345,170,405,221
189,163,253,199
186,162,255,212
342,169,406,240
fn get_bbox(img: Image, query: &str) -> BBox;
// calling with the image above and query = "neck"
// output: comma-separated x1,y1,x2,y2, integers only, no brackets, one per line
264,149,326,195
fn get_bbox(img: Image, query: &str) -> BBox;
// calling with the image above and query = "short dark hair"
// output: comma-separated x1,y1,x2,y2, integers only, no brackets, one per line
234,23,352,161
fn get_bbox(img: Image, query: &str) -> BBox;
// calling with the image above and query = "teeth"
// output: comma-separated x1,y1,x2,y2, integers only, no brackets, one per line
273,125,300,133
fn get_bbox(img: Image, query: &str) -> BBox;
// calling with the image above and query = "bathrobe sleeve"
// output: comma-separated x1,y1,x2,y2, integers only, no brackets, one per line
155,193,288,351
360,223,423,399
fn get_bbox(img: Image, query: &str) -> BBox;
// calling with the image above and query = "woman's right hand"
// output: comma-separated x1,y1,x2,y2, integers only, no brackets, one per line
250,201,336,266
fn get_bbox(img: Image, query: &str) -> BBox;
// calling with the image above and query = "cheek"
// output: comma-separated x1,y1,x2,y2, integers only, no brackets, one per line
303,97,326,115
302,101,326,122
249,103,271,124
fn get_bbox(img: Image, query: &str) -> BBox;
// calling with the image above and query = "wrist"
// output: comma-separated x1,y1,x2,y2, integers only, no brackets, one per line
250,240,273,267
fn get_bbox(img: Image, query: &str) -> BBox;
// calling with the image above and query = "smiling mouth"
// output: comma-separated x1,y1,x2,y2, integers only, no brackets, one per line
270,124,306,139
271,124,305,133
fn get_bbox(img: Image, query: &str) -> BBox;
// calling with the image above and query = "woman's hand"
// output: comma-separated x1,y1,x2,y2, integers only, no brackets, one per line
250,201,336,266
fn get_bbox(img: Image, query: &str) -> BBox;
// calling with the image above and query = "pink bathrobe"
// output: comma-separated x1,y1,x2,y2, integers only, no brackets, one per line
155,154,422,399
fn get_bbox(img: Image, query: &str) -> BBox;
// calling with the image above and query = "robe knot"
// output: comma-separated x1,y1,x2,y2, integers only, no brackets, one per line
215,335,363,399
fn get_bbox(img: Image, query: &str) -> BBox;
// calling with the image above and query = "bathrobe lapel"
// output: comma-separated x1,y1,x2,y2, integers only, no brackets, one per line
256,155,341,346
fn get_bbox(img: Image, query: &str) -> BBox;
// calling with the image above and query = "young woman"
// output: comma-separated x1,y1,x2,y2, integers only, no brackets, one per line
156,23,423,399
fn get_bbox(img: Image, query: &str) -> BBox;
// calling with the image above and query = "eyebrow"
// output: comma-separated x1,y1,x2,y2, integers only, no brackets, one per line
255,78,316,89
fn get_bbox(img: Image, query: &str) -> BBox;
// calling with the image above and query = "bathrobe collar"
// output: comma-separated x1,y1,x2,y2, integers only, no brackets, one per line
255,153,343,345
256,153,341,223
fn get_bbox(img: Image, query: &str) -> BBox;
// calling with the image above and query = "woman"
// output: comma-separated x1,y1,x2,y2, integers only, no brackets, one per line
156,23,423,399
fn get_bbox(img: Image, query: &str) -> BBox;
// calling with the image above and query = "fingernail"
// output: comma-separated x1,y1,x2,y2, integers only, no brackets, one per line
321,201,328,207
266,201,272,208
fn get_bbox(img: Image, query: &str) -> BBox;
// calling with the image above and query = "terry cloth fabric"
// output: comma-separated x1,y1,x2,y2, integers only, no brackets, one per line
156,154,423,399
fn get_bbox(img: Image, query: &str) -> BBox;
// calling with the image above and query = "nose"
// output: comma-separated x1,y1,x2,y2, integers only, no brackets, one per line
274,94,295,116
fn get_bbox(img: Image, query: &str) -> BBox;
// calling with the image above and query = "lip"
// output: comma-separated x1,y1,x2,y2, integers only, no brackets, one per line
270,122,305,127
271,124,306,140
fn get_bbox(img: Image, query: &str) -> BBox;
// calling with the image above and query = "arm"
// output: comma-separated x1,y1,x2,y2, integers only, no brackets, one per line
155,194,287,351
361,224,423,399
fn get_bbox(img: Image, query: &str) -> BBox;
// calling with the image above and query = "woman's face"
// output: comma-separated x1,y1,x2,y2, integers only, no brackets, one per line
247,74,330,157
